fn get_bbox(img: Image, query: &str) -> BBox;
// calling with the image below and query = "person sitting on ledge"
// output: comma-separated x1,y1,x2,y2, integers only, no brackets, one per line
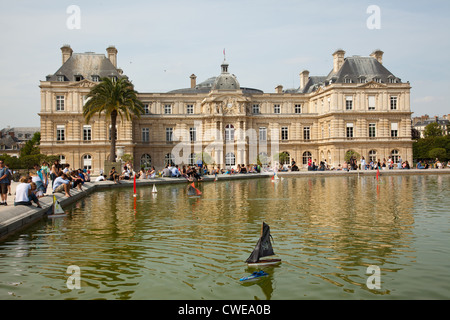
172,165,181,177
416,161,425,169
148,166,156,178
70,171,84,191
162,165,172,177
120,165,131,180
14,176,42,208
53,172,71,197
109,167,121,184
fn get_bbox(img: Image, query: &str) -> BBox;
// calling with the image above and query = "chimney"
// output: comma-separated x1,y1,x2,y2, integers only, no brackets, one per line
300,70,310,90
275,85,283,94
190,74,197,89
370,49,384,64
106,46,118,68
61,45,73,64
332,49,345,73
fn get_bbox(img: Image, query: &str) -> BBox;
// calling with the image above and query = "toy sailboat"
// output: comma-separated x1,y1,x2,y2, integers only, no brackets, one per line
152,184,157,193
246,222,281,267
187,182,202,197
48,195,67,218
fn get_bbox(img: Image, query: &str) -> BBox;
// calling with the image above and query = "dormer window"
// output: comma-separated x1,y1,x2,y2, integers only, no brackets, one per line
74,75,83,81
374,78,382,83
57,75,65,82
92,75,100,82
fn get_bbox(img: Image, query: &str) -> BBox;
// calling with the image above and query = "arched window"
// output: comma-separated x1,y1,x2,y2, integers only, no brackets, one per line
391,150,399,163
140,154,151,168
82,154,92,170
368,150,377,162
225,124,235,142
164,153,175,166
302,151,312,165
225,152,236,167
279,152,290,165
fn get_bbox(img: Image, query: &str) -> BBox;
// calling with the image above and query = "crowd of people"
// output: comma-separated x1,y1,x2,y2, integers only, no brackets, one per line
135,163,262,181
0,159,92,208
1,154,449,209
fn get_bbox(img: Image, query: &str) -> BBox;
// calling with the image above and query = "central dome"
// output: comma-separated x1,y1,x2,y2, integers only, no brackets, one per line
212,60,240,91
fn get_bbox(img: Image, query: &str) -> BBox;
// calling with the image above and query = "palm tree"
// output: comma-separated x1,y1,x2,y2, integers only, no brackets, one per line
83,77,144,162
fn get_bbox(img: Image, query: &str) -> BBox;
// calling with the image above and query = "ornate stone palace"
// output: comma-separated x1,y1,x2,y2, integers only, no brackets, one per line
39,45,413,174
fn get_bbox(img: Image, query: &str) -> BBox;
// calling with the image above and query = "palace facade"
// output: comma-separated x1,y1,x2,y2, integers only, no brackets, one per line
39,45,413,174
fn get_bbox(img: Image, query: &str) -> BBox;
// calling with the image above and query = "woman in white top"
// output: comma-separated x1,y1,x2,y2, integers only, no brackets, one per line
14,176,41,208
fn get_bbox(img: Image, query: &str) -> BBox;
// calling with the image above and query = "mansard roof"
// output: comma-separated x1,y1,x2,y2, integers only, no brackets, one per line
326,56,401,84
46,53,123,82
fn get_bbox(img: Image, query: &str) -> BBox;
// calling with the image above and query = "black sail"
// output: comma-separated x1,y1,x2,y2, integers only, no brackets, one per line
246,222,275,263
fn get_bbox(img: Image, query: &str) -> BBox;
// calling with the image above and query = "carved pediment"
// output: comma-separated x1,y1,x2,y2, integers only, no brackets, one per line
68,79,97,88
358,81,387,89
201,92,251,115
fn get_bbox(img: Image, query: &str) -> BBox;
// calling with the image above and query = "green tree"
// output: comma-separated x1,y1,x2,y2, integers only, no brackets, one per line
20,132,41,157
83,77,144,162
428,148,447,161
423,122,443,138
344,150,360,163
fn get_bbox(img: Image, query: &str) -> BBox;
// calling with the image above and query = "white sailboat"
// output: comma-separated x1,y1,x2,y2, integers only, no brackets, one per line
152,184,157,193
49,195,67,218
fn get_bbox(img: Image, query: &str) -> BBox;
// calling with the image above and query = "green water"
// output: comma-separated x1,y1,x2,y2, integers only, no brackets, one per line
1,175,449,300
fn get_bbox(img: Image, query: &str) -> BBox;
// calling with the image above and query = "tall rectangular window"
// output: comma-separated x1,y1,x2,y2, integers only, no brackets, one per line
281,127,288,141
259,127,267,141
252,104,260,114
166,128,173,142
56,95,65,111
294,104,302,114
83,125,92,141
274,104,281,114
391,122,398,138
390,96,398,110
56,125,65,141
164,104,172,114
345,96,353,110
142,128,149,142
369,123,376,138
186,104,194,114
346,123,354,138
189,127,196,142
303,126,311,140
368,95,376,110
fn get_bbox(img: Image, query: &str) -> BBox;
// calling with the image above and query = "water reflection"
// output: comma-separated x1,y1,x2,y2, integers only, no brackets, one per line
1,175,449,299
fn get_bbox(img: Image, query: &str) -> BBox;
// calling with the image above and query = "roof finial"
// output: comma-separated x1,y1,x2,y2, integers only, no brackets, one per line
223,48,226,61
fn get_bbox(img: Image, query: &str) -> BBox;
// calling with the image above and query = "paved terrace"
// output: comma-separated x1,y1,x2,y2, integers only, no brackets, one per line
1,169,449,241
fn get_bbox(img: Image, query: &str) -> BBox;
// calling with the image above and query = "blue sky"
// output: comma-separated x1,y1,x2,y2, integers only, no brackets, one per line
0,0,449,129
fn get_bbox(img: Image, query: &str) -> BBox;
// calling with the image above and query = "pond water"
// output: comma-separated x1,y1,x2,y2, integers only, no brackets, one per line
1,174,449,300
